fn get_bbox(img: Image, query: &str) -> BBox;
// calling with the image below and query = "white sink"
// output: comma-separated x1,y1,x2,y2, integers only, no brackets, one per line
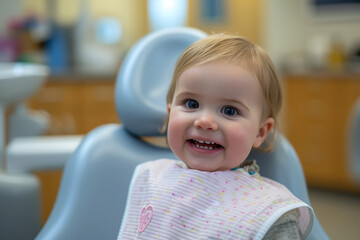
0,63,48,105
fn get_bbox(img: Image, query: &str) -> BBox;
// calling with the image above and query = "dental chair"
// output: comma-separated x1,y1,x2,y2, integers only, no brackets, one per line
35,27,329,240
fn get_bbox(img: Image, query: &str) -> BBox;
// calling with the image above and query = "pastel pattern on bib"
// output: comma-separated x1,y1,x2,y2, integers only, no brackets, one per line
138,205,153,232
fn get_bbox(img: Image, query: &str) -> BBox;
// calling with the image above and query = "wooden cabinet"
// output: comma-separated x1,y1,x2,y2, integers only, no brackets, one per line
282,74,360,193
26,75,120,223
27,77,119,135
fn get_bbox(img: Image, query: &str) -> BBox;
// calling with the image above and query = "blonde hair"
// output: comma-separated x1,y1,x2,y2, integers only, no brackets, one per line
165,34,282,151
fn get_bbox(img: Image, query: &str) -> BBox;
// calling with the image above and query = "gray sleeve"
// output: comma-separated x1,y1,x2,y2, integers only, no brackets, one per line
263,209,302,240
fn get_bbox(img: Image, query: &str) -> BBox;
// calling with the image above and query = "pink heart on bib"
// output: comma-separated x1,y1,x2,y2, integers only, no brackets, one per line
138,205,154,232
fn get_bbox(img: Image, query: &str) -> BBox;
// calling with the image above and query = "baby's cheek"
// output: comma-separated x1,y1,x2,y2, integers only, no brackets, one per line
167,116,183,150
226,131,254,164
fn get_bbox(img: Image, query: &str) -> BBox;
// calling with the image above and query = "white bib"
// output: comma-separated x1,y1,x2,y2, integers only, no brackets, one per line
118,159,313,240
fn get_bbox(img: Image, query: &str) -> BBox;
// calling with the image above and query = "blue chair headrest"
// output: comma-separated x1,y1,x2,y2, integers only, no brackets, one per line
115,27,207,136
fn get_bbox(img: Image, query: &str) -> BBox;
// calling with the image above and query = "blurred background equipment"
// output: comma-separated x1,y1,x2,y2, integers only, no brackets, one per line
0,63,48,168
73,0,123,74
9,103,49,140
0,62,48,240
148,0,188,31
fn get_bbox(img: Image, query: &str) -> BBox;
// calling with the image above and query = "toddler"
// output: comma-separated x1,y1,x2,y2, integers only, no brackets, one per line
118,34,314,239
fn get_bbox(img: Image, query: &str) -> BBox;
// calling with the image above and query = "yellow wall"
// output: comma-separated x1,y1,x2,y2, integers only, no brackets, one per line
22,0,261,47
188,0,262,44
22,0,148,50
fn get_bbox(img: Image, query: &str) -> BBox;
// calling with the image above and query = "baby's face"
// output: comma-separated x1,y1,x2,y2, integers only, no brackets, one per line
167,63,273,171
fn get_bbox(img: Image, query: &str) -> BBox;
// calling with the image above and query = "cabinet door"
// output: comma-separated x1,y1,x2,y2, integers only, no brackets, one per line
283,76,360,193
28,80,119,135
28,82,82,134
34,170,62,224
80,82,119,134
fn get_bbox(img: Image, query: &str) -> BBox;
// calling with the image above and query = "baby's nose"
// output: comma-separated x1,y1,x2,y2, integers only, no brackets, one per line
194,115,218,131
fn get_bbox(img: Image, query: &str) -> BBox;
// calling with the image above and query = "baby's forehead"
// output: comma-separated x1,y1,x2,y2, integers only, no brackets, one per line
178,64,261,90
195,56,256,70
181,61,259,81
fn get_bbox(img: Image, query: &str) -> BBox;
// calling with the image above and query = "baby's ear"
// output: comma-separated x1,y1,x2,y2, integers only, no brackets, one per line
253,118,274,148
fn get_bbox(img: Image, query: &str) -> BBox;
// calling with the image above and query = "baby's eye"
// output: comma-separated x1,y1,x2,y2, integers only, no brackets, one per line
185,99,199,109
221,106,239,116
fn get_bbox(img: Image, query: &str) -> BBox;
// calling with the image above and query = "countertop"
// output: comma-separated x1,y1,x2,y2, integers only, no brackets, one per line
48,68,117,82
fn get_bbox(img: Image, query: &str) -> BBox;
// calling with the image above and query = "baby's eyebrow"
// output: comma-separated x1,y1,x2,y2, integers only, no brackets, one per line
174,91,199,99
220,97,250,112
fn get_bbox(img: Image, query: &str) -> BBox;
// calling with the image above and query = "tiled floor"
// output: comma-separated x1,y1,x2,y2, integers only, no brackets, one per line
309,188,360,239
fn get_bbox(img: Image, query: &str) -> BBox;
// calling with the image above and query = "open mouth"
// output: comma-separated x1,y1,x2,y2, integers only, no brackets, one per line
188,139,223,150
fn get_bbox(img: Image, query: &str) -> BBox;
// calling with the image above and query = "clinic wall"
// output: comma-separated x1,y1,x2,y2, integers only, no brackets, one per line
188,0,262,45
264,0,360,69
17,0,360,69
21,0,262,48
22,0,148,51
